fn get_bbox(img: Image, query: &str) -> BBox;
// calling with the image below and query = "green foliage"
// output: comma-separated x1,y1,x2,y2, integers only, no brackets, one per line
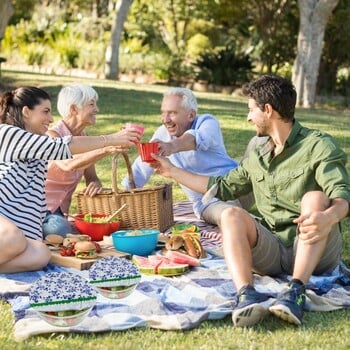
318,0,350,95
336,68,350,97
2,3,110,72
9,0,36,24
21,43,45,66
61,47,80,68
186,33,212,60
193,44,253,86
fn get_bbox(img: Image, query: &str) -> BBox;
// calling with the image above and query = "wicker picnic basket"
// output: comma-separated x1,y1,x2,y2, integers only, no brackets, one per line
74,153,174,232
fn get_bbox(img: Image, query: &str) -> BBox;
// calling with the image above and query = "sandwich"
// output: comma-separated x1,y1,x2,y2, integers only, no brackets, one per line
62,234,91,247
89,256,141,299
29,271,97,326
45,234,64,247
74,241,98,259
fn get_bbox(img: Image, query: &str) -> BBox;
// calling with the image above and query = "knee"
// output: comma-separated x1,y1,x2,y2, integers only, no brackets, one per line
0,219,27,255
34,250,51,270
301,191,330,212
221,206,246,221
29,241,52,271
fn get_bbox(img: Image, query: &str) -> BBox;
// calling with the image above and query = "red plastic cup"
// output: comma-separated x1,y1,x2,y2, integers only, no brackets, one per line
137,142,159,162
125,123,145,137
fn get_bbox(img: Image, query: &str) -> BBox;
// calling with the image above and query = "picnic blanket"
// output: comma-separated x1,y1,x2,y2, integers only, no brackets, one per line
1,201,350,341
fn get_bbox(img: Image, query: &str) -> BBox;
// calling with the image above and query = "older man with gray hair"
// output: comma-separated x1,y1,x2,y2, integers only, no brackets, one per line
122,87,253,226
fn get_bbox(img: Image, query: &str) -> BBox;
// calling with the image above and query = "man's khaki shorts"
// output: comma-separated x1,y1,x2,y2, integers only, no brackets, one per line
202,197,342,276
201,193,255,226
251,220,342,276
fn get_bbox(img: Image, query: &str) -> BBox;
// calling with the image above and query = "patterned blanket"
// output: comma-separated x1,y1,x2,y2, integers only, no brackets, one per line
1,201,350,341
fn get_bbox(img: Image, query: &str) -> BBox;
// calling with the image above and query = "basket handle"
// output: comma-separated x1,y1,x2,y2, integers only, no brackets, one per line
112,153,136,193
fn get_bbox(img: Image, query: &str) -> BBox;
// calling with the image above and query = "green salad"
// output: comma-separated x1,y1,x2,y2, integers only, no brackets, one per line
83,213,119,223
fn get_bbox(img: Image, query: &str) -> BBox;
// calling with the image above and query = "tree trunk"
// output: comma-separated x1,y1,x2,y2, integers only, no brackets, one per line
104,0,133,80
292,0,339,108
0,0,14,48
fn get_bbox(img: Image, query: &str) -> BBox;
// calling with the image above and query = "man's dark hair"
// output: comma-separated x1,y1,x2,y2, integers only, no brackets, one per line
242,75,296,122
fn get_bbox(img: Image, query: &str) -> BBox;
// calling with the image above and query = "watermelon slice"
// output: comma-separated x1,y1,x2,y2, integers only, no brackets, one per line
132,255,189,276
132,256,156,275
165,250,201,267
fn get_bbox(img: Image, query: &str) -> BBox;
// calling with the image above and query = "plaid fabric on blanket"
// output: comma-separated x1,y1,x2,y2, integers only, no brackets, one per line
1,201,350,340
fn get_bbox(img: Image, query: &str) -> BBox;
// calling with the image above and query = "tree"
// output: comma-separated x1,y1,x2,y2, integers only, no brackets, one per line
104,0,134,79
248,0,298,74
0,0,14,48
292,0,339,108
317,0,350,95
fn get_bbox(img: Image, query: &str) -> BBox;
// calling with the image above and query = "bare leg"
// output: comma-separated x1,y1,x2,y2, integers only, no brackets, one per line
221,206,258,290
292,191,331,283
0,216,51,273
269,191,333,325
222,206,272,327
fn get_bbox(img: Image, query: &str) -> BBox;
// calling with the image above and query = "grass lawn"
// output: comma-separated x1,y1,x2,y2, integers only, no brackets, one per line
1,69,350,349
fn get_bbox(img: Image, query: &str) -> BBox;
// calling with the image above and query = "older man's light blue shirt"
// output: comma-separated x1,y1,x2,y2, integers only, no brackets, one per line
122,114,238,218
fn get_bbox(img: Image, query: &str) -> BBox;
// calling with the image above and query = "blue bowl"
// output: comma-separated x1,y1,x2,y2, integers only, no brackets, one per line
111,229,159,256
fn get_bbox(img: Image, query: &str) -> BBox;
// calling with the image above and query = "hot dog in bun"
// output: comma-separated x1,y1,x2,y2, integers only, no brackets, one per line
182,234,206,258
165,234,206,259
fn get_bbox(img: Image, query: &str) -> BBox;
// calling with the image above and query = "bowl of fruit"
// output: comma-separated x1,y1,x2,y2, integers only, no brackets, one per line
74,213,121,241
29,272,97,327
36,307,93,327
89,257,141,299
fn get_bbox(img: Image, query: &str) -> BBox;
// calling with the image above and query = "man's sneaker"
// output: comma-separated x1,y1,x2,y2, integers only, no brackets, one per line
232,284,272,327
269,280,306,325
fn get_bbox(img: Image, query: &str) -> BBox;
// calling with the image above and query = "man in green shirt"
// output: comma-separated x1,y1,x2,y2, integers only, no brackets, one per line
152,75,350,327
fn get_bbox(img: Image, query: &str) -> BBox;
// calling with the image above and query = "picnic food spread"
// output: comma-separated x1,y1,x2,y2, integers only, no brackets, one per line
60,234,101,258
29,271,97,327
89,256,141,299
45,233,130,270
45,221,205,275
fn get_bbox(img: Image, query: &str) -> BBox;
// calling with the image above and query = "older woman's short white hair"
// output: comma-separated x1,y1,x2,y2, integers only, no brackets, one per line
164,87,198,113
57,84,98,118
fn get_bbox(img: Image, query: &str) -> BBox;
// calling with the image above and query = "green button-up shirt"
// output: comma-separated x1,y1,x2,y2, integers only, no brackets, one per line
208,120,350,247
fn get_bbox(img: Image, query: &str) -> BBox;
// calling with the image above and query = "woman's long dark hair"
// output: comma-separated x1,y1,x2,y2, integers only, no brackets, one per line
0,86,51,129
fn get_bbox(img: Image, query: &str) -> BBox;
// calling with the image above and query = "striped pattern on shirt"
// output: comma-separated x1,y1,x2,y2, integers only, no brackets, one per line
0,124,72,240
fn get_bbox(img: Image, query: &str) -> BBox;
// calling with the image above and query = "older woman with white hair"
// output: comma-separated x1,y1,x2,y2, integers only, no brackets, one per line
44,84,124,237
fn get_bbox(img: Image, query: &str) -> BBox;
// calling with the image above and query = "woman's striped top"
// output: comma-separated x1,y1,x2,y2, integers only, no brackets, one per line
0,124,72,240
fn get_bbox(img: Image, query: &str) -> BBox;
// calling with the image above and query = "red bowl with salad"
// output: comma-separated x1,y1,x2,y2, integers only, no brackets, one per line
74,213,121,241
